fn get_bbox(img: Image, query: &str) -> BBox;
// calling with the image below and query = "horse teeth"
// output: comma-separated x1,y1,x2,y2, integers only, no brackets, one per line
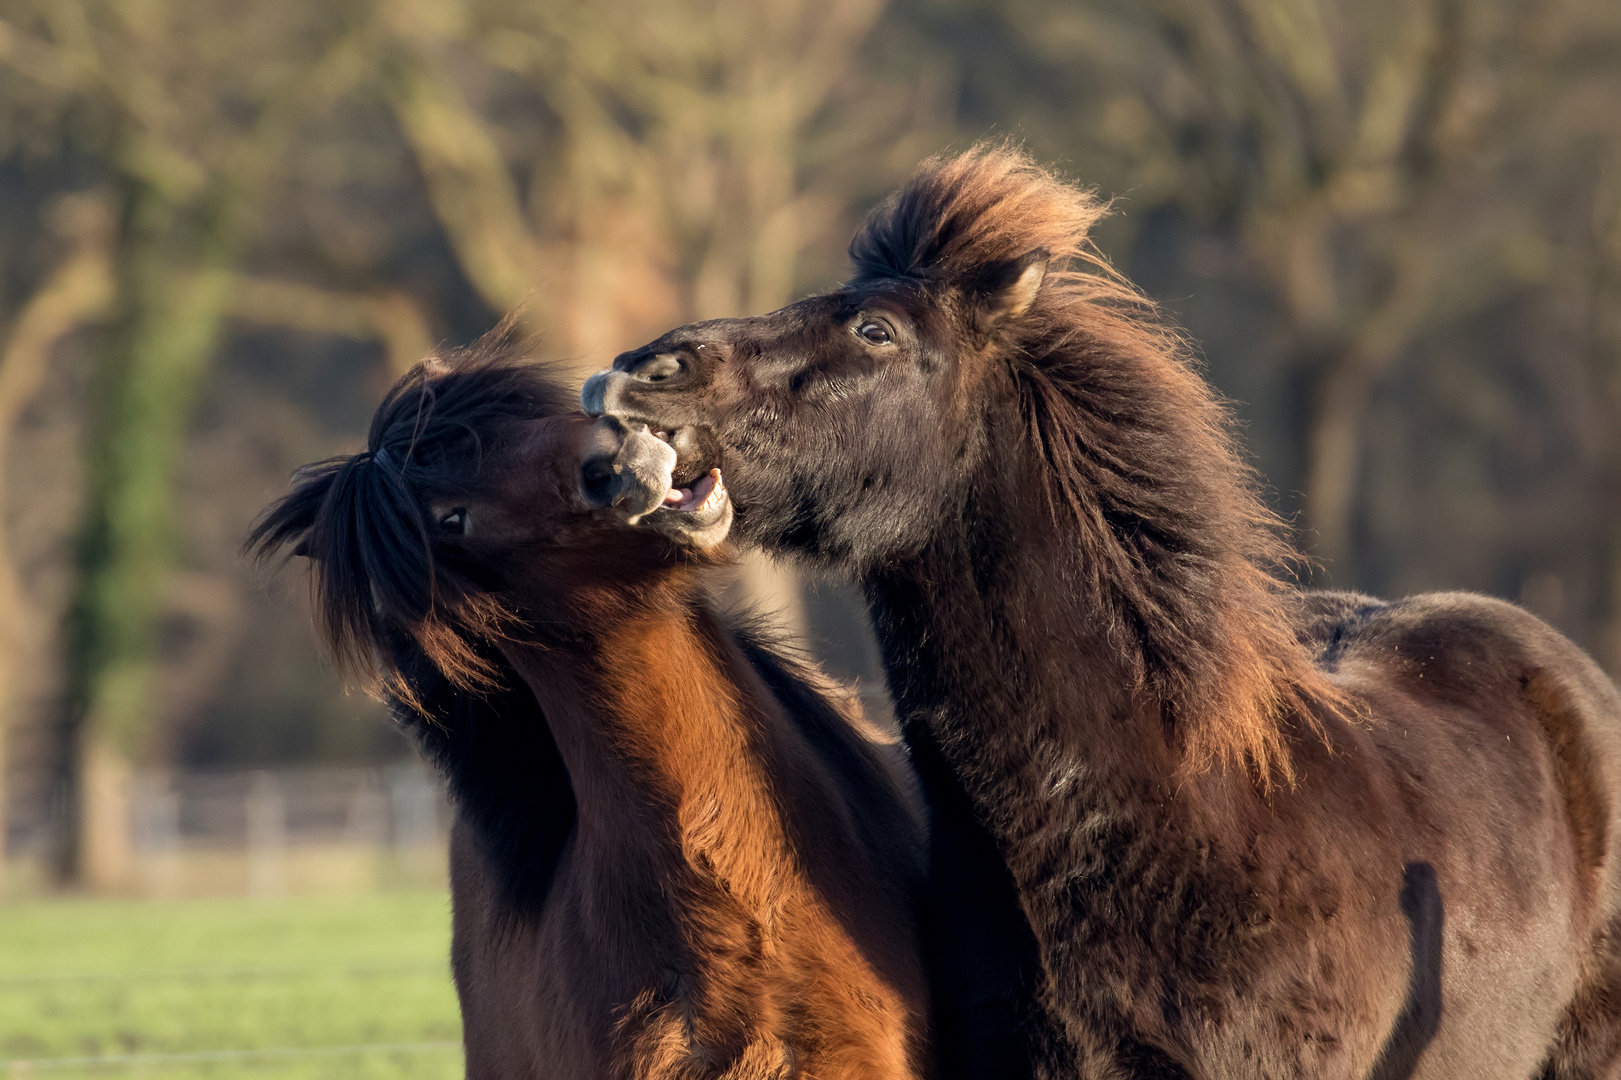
667,469,724,515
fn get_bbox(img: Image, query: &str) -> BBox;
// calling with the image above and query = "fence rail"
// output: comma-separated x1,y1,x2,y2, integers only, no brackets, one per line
6,764,452,897
5,1040,462,1073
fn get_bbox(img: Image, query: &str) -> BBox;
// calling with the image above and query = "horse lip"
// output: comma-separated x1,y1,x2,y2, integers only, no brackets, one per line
665,424,724,490
644,473,733,549
662,468,718,510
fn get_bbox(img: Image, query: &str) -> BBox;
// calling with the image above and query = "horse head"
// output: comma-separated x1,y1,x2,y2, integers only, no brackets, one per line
248,338,733,707
579,148,1119,573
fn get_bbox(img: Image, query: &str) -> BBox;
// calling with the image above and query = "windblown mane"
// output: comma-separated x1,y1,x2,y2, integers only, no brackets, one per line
854,145,1342,786
246,334,571,711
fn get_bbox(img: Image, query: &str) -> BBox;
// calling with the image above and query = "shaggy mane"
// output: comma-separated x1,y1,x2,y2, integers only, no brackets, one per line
246,331,570,712
854,145,1344,786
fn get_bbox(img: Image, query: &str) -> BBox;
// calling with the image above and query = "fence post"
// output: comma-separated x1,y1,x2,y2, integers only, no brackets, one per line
133,772,180,896
245,770,286,898
344,772,389,846
386,763,438,850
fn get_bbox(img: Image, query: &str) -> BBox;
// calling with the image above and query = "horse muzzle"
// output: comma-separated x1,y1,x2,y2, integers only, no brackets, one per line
581,362,701,432
579,416,679,524
578,415,734,548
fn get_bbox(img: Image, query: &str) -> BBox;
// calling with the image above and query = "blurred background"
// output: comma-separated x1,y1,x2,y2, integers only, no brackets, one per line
0,0,1616,1071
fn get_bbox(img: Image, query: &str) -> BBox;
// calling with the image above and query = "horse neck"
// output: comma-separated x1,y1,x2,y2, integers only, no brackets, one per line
865,512,1192,824
500,597,794,901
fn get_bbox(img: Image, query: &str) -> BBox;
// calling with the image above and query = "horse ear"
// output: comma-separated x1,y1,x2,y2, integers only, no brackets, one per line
972,247,1048,338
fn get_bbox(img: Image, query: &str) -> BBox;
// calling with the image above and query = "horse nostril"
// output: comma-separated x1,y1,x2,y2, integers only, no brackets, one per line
580,457,618,507
632,352,684,384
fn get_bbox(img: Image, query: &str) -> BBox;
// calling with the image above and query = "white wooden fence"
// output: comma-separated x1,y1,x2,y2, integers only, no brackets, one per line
6,764,452,896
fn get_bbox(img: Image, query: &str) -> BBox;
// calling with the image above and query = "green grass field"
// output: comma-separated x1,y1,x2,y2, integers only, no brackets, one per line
0,890,462,1078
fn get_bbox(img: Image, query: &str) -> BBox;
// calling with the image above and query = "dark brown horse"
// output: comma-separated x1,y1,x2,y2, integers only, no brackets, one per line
583,147,1621,1079
248,344,933,1079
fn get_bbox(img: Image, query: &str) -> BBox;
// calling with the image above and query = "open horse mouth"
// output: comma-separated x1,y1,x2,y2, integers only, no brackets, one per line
644,456,730,545
661,467,727,516
580,417,733,548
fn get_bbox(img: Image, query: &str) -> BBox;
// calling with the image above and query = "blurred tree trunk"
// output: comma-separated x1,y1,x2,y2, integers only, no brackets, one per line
385,34,553,336
989,0,1542,582
1298,244,1436,575
0,0,375,887
54,180,240,888
0,196,115,878
1217,0,1455,580
225,279,435,377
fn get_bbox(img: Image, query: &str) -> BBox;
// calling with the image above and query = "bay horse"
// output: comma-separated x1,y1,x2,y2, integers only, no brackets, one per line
582,147,1621,1079
247,344,933,1079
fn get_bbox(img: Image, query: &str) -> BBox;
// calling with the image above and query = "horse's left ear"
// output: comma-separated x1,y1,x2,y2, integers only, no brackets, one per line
971,248,1048,338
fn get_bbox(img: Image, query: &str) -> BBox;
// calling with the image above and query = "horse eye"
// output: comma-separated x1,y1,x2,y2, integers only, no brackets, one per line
438,508,469,535
856,321,892,346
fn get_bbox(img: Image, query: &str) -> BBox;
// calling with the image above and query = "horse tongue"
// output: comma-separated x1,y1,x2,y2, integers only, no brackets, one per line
663,488,687,507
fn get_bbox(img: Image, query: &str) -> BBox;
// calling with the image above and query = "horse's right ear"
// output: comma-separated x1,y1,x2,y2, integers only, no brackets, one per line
971,247,1048,340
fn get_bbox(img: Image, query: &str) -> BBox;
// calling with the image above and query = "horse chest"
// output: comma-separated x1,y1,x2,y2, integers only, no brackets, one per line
614,979,802,1080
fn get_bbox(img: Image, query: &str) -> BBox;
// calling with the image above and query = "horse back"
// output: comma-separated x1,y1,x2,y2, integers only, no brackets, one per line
1302,589,1621,897
1294,590,1621,1077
